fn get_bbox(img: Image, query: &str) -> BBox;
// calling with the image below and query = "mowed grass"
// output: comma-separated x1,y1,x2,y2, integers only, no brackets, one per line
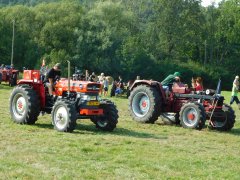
0,84,240,179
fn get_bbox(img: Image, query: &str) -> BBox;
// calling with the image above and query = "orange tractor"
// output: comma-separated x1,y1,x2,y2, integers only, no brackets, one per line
9,62,118,132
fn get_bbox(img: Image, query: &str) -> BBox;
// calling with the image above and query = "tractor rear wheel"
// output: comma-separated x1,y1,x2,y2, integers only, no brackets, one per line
209,104,235,131
9,73,17,87
51,100,77,132
91,102,118,131
129,85,162,123
179,102,206,130
9,85,40,124
0,73,2,84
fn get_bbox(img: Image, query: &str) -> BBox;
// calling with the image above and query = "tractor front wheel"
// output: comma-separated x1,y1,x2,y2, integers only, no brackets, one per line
51,100,77,132
209,104,235,131
9,85,40,124
91,102,118,131
179,102,206,130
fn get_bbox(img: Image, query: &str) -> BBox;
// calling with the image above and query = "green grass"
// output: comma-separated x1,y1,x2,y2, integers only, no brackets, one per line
1,84,240,179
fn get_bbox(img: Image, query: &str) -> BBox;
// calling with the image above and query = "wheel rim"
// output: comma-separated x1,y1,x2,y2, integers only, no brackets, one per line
54,106,68,130
12,93,27,119
132,92,150,117
210,111,227,128
97,118,108,127
182,107,198,127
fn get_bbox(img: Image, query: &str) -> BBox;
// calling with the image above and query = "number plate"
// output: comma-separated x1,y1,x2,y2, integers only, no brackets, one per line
87,101,100,106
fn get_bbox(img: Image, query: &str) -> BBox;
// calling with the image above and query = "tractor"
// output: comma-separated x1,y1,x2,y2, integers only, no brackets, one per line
128,80,235,131
9,62,118,132
0,65,19,86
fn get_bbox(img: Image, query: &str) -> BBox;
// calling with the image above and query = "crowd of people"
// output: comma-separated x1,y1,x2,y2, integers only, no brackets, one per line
0,64,15,70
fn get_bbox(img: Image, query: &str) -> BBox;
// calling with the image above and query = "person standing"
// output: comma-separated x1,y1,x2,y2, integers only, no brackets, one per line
230,75,240,109
89,72,97,82
40,58,47,82
103,77,109,97
98,73,105,95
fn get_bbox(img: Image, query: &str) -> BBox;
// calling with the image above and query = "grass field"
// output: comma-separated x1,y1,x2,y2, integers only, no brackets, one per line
0,83,240,179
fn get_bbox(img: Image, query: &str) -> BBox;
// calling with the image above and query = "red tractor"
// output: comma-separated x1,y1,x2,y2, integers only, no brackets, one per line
128,80,235,131
9,63,118,132
0,66,19,86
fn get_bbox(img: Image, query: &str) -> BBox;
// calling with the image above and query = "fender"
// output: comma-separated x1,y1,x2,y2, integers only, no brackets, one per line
18,80,46,110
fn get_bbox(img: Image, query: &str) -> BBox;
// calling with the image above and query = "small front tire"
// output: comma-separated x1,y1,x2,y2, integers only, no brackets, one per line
179,102,206,130
51,100,77,132
209,104,235,131
91,102,118,131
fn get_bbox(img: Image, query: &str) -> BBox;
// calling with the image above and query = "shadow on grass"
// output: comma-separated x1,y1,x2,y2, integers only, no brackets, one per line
34,122,167,140
74,124,167,140
227,128,240,136
156,120,240,136
34,123,53,129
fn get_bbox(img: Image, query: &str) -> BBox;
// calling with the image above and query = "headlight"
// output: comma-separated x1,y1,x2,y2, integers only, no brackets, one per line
96,95,101,101
82,95,98,101
82,95,90,101
206,89,210,95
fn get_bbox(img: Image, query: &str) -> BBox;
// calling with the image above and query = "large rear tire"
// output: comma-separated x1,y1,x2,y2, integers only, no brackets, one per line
51,100,77,132
129,85,162,123
91,102,118,131
209,104,235,131
9,86,40,124
9,73,17,87
0,72,2,84
179,102,206,130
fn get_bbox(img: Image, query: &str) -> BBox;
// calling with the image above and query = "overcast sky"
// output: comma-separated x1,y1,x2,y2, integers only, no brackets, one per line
201,0,222,7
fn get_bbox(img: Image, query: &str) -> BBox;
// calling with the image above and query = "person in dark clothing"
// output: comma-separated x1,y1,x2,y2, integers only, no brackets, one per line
44,63,61,95
89,72,96,82
110,80,117,97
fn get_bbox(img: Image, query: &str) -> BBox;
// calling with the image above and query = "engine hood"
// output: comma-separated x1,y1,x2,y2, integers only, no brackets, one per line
55,78,101,93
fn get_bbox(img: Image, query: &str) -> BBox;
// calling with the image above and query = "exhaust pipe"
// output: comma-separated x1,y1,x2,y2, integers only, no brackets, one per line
67,60,71,94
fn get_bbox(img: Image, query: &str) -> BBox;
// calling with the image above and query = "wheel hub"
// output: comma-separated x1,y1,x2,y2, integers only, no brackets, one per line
132,91,151,118
141,99,148,109
187,113,195,121
57,113,63,122
182,106,198,127
12,94,27,119
17,101,23,110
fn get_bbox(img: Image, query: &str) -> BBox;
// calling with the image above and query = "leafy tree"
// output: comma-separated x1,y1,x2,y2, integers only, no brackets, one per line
74,1,135,76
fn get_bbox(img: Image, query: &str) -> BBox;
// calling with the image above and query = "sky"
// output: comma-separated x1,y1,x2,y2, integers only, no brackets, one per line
201,0,222,7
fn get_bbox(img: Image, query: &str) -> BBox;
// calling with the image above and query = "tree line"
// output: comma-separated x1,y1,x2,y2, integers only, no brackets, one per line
0,0,239,89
